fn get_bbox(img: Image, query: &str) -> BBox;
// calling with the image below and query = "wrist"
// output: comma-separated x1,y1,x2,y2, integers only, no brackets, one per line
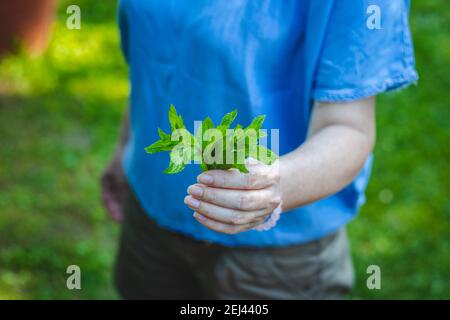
278,151,309,211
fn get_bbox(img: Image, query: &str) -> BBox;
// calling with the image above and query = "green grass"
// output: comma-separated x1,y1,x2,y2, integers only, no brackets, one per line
0,0,449,299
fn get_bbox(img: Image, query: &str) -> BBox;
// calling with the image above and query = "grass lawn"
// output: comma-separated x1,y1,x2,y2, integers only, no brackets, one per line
0,0,449,299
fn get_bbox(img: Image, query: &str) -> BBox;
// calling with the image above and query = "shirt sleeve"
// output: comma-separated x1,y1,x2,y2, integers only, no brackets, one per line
313,0,418,102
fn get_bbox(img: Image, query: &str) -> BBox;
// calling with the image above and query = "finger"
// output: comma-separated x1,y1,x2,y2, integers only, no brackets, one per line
188,184,273,211
197,169,275,190
193,212,265,234
184,195,269,224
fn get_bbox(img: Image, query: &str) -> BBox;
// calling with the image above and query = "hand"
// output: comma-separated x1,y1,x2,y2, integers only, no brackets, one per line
185,158,282,234
101,149,127,222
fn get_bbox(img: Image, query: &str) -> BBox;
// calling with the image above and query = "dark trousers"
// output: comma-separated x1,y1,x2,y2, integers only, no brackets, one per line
114,187,354,299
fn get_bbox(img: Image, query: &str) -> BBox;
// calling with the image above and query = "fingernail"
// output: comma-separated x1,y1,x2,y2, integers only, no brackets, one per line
188,185,203,197
198,174,213,184
184,196,200,208
194,212,207,221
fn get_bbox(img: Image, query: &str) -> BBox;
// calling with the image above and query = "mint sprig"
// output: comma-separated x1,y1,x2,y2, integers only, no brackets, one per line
145,105,278,174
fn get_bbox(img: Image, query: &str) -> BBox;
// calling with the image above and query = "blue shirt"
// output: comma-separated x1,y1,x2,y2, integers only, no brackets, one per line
118,0,418,247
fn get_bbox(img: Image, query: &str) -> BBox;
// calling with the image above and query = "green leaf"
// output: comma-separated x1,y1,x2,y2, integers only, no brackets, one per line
164,160,186,174
200,116,215,152
203,116,214,131
200,162,208,172
218,109,237,129
168,104,184,131
164,144,192,174
235,163,249,173
246,115,265,131
144,139,176,154
158,128,171,141
195,116,213,144
170,144,191,164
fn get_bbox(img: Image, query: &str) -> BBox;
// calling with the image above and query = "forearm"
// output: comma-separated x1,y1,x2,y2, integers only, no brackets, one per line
280,98,375,211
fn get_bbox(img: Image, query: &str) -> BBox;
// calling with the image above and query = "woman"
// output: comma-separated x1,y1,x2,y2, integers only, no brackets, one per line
102,0,418,299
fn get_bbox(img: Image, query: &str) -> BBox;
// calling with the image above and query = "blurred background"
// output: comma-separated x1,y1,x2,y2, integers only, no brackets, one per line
0,0,448,299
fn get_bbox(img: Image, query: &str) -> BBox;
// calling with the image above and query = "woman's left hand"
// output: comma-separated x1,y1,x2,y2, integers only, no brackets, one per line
184,159,281,234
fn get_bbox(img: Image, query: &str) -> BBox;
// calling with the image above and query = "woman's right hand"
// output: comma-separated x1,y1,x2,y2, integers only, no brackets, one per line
101,149,127,222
